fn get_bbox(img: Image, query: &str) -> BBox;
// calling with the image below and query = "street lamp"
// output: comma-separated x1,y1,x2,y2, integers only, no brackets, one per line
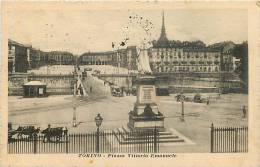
72,106,77,127
95,113,103,153
180,94,185,122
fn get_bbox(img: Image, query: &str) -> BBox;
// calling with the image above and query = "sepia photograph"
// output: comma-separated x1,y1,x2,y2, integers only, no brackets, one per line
1,1,260,167
5,4,249,154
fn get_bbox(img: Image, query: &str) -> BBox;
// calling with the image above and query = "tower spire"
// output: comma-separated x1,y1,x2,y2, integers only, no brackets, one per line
155,10,169,48
159,11,168,41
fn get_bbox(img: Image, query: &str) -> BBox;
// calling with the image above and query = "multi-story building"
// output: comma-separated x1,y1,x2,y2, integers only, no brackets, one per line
78,51,115,65
8,39,30,73
78,46,138,70
8,39,77,71
47,51,75,65
149,12,231,74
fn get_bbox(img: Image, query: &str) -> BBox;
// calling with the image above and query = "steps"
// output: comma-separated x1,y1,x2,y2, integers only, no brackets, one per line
112,127,185,145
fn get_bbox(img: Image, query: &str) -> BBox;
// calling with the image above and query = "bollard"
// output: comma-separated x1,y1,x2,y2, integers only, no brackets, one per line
154,127,158,153
96,127,100,153
65,134,69,154
210,123,214,153
33,133,37,154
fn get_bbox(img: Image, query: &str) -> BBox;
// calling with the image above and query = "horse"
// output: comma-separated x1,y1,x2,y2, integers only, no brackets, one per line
16,126,40,140
41,127,66,143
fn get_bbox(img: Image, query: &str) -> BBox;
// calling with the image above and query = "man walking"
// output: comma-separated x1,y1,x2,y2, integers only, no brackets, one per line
243,106,247,118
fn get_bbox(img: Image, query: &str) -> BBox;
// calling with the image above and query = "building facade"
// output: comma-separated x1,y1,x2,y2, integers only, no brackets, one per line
149,47,221,73
47,51,76,65
78,46,138,70
149,12,232,74
8,39,77,73
8,39,30,73
79,51,115,65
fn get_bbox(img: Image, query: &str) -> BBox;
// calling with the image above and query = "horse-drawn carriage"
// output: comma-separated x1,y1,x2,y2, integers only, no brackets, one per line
193,93,204,103
41,126,68,143
8,124,68,143
8,125,40,141
175,93,206,103
111,86,123,97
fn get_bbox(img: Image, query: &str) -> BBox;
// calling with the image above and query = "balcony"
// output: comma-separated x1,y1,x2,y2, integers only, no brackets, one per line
190,61,196,65
214,61,220,64
207,61,213,65
164,62,170,66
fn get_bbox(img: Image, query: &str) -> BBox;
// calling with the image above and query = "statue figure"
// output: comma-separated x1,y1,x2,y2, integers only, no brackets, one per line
137,43,152,75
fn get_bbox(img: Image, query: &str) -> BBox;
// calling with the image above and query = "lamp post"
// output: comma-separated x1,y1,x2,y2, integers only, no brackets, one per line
72,106,77,127
95,113,103,153
180,94,185,122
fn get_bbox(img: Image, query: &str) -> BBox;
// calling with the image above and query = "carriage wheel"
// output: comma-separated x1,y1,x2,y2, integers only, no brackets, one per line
17,133,22,140
28,134,33,140
43,136,48,143
56,136,61,142
8,135,12,142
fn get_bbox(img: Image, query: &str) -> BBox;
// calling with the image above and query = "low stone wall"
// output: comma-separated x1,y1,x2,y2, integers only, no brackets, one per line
8,74,76,96
154,72,238,79
169,86,219,94
8,87,73,96
8,87,23,96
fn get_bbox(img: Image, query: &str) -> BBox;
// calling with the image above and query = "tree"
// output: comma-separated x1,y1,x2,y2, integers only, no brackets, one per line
232,41,248,88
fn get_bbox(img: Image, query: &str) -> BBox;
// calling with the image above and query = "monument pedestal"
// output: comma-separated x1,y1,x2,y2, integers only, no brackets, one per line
128,103,165,131
127,75,165,131
112,48,188,146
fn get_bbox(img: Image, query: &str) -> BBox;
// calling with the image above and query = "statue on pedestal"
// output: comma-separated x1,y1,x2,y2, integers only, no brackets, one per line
128,44,165,131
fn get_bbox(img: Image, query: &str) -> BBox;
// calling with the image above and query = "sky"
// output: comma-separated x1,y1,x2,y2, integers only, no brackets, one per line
6,9,248,55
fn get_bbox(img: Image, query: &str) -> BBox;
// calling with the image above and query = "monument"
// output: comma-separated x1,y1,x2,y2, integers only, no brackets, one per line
127,47,165,131
113,12,189,146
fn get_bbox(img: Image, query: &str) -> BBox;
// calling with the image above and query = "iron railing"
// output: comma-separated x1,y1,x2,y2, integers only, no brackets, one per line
210,123,248,153
8,130,159,154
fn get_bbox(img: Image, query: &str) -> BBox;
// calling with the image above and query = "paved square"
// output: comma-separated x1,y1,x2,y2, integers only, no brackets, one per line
8,93,247,152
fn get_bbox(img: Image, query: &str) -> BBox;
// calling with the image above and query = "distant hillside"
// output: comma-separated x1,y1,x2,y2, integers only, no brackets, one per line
152,40,239,52
207,41,236,53
152,40,207,49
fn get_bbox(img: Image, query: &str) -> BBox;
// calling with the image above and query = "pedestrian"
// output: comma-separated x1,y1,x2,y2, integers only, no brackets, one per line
207,96,210,105
243,106,247,118
80,87,84,96
90,86,92,93
78,84,82,95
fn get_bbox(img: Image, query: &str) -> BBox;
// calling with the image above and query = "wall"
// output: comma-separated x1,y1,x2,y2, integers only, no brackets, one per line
8,74,76,96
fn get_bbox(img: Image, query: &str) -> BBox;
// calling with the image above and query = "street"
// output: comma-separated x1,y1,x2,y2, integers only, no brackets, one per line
8,93,248,152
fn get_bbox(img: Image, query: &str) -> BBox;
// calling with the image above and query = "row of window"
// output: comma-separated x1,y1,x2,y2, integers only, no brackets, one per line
151,48,182,52
152,51,220,57
50,55,74,61
81,61,110,65
151,54,220,59
152,60,220,65
155,66,219,72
